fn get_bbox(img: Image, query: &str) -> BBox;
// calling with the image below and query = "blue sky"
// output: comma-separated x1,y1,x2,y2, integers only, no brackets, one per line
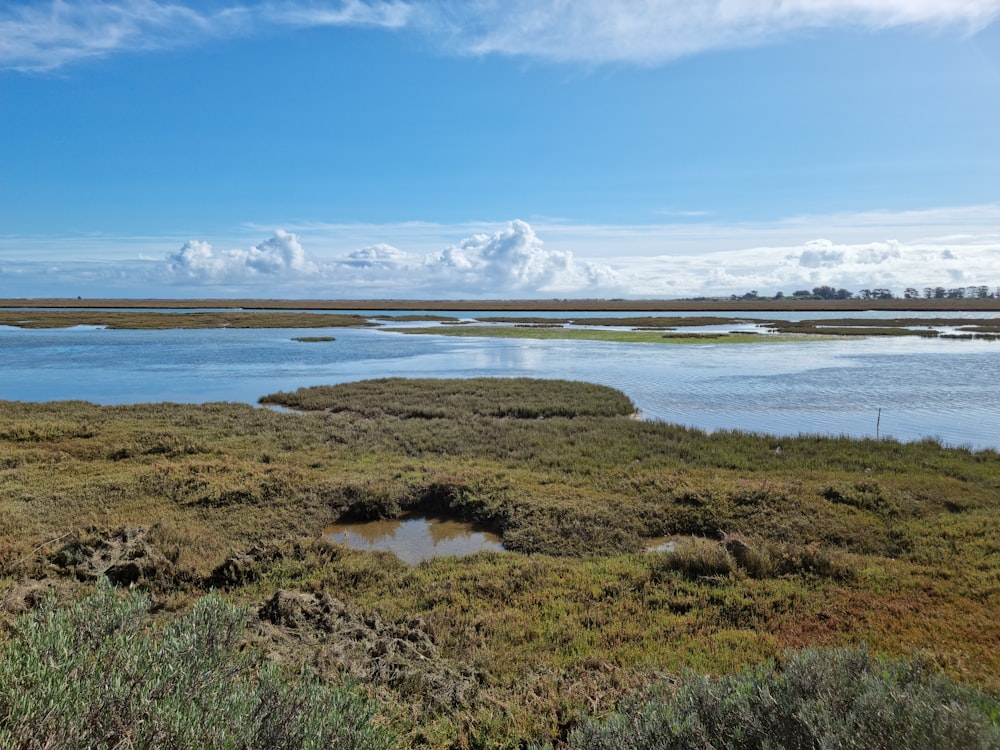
1,1,999,299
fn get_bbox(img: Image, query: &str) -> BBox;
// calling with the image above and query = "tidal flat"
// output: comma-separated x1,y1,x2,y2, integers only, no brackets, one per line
3,301,998,345
1,378,998,747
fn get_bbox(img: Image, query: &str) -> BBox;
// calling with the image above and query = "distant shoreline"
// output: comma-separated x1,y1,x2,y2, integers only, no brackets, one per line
3,297,1000,312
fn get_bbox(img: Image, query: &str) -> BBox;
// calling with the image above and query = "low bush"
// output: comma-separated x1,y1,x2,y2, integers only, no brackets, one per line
651,538,735,580
0,579,394,750
555,646,1000,750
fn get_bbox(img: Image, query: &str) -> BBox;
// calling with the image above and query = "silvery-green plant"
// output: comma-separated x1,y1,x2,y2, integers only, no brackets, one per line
0,579,394,750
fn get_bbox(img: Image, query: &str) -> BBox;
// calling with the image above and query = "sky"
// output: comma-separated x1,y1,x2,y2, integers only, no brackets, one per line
1,0,999,300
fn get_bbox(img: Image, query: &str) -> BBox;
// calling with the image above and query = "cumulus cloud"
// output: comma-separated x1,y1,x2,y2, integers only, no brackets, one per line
3,208,999,299
796,238,903,269
616,233,999,297
167,229,316,280
342,243,414,268
4,0,998,71
426,220,625,293
154,220,624,296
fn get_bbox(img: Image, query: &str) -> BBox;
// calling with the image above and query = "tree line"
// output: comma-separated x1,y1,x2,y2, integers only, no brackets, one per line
733,285,1000,301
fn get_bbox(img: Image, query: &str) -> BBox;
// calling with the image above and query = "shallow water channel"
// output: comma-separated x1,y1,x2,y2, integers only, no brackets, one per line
323,513,504,564
3,316,1000,449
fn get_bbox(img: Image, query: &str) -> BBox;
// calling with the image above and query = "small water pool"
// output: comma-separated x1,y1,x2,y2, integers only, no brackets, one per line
323,513,504,564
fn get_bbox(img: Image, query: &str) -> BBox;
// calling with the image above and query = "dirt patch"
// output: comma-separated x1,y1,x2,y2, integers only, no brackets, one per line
256,589,481,712
209,545,284,588
0,577,83,617
49,527,177,587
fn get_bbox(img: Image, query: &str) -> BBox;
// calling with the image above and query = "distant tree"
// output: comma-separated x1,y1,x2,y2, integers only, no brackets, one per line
904,288,919,299
835,288,853,299
774,291,785,300
858,289,872,300
872,288,894,300
812,285,838,300
934,287,947,299
792,290,811,298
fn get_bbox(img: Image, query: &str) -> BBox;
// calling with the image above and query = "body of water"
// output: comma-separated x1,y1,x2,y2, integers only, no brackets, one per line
2,320,999,450
323,514,504,564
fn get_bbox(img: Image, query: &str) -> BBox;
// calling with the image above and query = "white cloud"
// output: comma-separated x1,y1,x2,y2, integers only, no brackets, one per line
167,229,316,280
614,234,999,297
417,0,1000,64
343,243,414,268
425,220,626,293
0,0,410,72
3,207,999,298
154,220,624,296
264,0,411,28
3,0,997,71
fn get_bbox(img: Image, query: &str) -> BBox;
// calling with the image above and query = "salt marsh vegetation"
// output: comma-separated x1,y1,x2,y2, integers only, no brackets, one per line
1,378,998,747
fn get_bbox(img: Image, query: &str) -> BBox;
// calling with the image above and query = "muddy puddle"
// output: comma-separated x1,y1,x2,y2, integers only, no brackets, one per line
323,513,504,564
644,537,678,553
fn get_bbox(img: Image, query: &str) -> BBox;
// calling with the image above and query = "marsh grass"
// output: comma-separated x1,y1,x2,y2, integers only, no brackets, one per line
0,310,373,329
259,378,636,419
1,378,999,747
382,325,776,344
5,297,1000,312
476,316,754,327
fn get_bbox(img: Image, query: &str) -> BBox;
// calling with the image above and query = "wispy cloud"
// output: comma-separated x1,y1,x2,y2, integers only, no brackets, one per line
0,0,411,72
424,1,1000,64
4,0,998,72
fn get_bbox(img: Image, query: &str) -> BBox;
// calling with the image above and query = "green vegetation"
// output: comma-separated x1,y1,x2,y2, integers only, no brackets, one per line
555,647,1000,750
1,378,999,747
0,579,393,750
770,317,1000,339
387,315,1000,344
476,315,746,326
2,305,997,343
0,310,373,329
292,336,336,342
384,325,776,344
260,377,636,419
4,297,1000,312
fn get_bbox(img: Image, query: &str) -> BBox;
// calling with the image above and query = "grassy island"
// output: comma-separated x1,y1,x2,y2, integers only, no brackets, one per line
4,303,998,345
1,378,998,747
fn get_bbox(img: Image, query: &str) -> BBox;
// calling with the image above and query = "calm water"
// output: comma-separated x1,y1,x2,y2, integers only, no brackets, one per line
2,320,999,450
323,514,504,564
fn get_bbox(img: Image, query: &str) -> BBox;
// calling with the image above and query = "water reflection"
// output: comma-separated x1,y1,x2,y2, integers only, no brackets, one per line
323,514,504,565
644,538,677,553
2,323,999,449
